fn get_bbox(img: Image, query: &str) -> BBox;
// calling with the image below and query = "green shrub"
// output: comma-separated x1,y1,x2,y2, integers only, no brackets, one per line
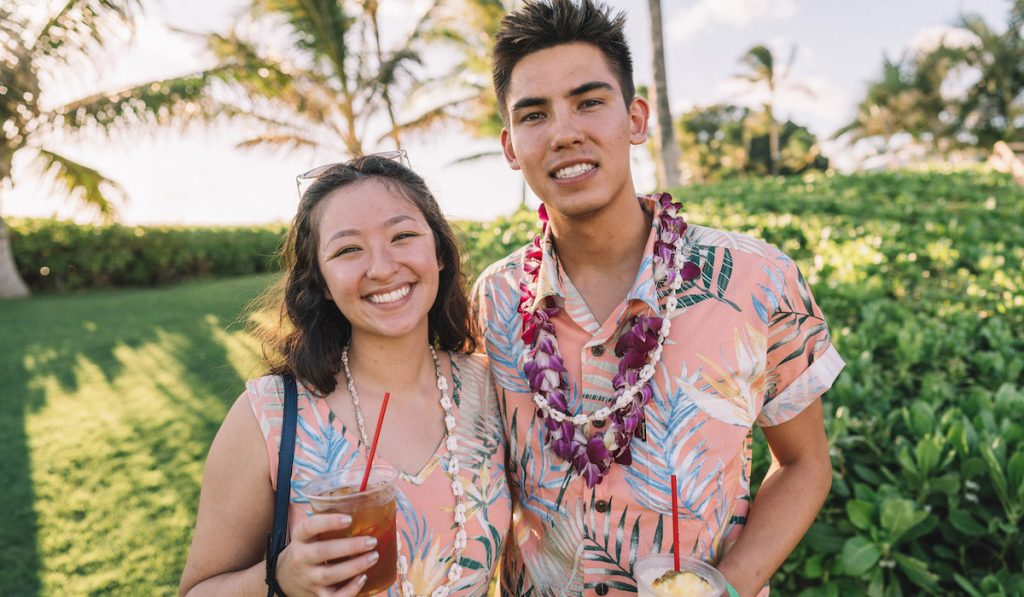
678,167,1024,595
10,220,287,292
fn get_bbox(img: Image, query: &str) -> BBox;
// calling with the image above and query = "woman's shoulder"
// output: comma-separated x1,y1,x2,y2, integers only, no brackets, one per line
244,374,285,401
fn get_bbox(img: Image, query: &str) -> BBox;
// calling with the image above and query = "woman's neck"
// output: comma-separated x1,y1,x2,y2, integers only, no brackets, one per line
343,332,435,397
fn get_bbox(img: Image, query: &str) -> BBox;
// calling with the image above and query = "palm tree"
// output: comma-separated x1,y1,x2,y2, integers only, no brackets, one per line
647,0,682,189
733,44,813,175
0,0,445,298
389,0,509,143
189,0,441,158
833,53,954,166
0,1,210,298
947,2,1024,148
834,56,919,166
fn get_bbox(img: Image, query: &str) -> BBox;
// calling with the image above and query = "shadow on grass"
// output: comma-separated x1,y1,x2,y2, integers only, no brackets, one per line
0,274,275,595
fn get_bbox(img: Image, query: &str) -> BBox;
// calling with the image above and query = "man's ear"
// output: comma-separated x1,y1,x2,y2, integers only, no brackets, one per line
501,128,521,171
628,96,650,146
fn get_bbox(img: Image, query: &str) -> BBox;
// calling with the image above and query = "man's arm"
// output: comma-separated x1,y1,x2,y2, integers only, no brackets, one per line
715,399,832,597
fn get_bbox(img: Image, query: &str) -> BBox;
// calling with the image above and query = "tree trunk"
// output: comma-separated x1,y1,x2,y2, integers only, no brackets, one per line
768,103,780,175
0,215,30,299
648,0,682,189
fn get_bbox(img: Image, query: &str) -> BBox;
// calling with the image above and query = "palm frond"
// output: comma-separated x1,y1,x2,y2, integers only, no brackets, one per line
29,0,141,65
449,150,502,166
45,68,233,132
34,148,126,221
235,132,319,151
381,95,476,143
251,0,352,82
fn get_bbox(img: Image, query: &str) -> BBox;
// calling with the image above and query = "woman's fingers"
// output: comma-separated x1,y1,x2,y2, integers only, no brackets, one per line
292,513,351,543
310,535,378,563
329,574,368,597
318,549,380,586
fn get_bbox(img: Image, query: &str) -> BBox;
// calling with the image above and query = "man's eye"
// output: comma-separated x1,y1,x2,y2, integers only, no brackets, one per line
521,112,544,122
581,99,603,109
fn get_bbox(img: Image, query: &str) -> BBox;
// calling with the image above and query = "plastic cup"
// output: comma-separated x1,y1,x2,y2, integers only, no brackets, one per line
306,463,399,596
634,553,727,597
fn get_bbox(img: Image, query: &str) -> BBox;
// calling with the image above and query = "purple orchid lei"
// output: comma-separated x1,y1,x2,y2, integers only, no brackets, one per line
519,194,700,487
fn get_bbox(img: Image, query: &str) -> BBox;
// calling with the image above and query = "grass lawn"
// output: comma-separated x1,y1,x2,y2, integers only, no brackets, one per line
0,274,276,596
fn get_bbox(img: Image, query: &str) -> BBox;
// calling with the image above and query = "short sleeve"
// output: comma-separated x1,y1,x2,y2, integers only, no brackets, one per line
757,254,845,427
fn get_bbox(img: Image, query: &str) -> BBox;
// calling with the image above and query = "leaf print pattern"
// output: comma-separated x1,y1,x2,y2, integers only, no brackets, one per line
474,197,844,596
245,353,509,597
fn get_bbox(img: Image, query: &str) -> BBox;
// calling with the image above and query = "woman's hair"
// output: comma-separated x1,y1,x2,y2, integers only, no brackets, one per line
491,0,634,124
249,154,476,396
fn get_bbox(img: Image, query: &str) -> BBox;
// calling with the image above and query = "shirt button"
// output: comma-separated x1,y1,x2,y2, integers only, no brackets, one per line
595,582,609,595
595,499,610,513
591,345,605,357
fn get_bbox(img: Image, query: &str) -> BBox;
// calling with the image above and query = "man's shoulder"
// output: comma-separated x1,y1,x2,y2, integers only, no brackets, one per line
688,223,791,266
475,243,529,289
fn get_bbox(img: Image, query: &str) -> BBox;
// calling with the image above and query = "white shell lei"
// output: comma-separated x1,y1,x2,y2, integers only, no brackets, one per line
341,345,466,597
529,231,690,426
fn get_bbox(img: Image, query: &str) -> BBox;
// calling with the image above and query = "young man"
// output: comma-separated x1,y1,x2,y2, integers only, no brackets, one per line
472,1,845,595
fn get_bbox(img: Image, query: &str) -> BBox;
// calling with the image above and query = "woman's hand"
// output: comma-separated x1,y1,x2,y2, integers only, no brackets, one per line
275,513,381,597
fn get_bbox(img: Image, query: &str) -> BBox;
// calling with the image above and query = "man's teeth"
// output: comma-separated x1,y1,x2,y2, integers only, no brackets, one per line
554,163,595,179
368,285,411,304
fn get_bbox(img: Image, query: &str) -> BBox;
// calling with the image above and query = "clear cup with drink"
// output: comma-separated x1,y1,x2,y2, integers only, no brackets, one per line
634,553,727,597
306,463,399,596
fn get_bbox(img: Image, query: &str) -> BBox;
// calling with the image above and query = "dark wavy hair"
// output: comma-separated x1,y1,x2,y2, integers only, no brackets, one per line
250,154,475,396
492,0,634,124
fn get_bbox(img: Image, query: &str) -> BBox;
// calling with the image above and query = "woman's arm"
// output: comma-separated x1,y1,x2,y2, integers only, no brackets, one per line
179,395,378,597
714,399,833,597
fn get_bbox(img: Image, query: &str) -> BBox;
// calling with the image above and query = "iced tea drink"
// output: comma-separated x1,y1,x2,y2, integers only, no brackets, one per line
634,554,726,597
306,463,399,596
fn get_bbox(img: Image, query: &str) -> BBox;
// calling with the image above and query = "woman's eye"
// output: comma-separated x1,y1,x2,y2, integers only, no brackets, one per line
335,246,360,257
394,232,419,241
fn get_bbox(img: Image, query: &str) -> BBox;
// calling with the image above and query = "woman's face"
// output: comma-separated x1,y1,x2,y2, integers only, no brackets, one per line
316,178,441,345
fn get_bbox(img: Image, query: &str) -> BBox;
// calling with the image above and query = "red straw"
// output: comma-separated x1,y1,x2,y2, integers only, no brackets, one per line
359,392,391,491
670,473,680,572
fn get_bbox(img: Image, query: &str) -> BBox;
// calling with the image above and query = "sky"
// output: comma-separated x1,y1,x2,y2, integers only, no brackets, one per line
5,0,1011,225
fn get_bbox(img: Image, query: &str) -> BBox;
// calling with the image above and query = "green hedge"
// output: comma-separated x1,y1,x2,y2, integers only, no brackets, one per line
9,219,287,292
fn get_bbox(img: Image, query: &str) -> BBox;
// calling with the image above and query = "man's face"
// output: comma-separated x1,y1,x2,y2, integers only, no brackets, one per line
500,42,648,222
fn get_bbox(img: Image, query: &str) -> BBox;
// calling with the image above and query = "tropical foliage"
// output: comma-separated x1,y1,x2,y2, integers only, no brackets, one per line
676,104,827,183
393,0,509,144
0,1,147,297
731,43,813,175
837,0,1024,160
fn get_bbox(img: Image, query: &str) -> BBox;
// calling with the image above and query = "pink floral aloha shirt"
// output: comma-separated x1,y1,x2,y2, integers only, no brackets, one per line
472,194,845,596
246,352,511,596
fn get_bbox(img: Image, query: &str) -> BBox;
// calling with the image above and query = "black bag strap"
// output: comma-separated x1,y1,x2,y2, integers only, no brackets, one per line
265,374,298,597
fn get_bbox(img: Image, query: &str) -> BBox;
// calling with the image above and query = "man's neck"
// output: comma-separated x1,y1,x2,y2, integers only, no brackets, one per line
547,193,652,323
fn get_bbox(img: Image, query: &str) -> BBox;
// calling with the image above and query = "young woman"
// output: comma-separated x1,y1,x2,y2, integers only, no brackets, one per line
180,153,510,597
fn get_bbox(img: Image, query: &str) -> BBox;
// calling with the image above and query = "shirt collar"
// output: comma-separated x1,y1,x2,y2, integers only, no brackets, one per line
527,194,668,315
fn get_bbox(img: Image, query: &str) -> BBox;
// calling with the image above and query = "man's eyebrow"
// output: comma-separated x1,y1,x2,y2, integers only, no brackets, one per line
509,81,615,114
510,97,547,113
568,81,614,97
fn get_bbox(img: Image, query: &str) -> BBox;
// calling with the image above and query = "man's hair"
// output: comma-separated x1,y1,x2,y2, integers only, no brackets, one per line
492,0,634,124
249,154,475,396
